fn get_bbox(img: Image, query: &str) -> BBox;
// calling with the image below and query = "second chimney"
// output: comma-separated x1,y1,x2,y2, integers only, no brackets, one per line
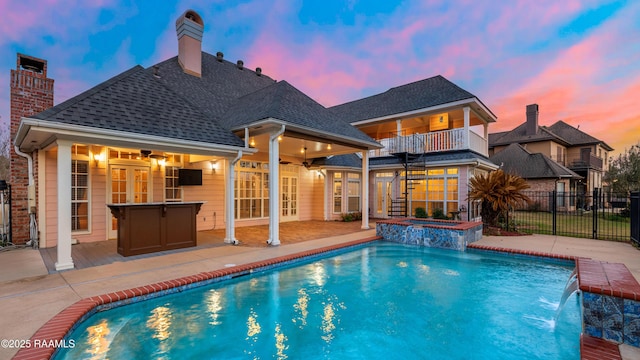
526,104,539,136
175,10,204,77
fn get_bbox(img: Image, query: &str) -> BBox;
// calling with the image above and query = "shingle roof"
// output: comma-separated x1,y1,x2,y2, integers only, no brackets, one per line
28,52,378,148
329,75,482,123
32,65,245,146
220,81,375,144
547,121,613,150
489,120,613,151
151,53,277,124
490,143,582,179
311,154,363,168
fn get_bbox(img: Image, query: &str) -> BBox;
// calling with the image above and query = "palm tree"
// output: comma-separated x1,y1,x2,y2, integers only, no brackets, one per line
468,170,532,228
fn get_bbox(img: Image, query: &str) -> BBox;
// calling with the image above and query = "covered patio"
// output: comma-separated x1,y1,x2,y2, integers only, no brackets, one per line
38,220,374,272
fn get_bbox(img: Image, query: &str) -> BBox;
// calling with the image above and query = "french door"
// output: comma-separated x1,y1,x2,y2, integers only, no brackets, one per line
108,165,150,239
281,175,298,221
374,177,393,218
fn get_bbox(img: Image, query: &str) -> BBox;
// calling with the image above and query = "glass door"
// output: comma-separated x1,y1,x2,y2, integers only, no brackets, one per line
108,165,150,239
374,177,393,218
281,175,298,221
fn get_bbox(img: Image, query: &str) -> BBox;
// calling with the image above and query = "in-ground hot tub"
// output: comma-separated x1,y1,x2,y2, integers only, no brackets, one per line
376,218,483,250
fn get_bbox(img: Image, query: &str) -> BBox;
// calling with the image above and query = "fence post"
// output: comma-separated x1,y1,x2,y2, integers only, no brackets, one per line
631,192,639,247
592,188,599,239
552,190,557,235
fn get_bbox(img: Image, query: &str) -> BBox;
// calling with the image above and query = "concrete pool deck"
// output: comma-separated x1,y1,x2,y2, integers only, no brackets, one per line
1,230,639,359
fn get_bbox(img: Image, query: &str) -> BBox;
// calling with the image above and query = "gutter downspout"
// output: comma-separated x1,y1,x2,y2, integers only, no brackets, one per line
225,150,243,245
14,146,38,247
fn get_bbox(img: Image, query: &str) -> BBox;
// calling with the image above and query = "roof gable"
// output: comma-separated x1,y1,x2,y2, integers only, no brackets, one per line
329,75,479,123
548,120,613,150
221,80,376,144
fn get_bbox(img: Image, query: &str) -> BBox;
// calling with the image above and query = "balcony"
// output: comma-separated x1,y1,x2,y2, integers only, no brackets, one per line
568,153,604,171
368,128,488,158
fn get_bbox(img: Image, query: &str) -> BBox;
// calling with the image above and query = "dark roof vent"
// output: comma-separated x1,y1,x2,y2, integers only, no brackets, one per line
256,67,262,76
153,65,160,78
216,52,224,62
237,60,244,70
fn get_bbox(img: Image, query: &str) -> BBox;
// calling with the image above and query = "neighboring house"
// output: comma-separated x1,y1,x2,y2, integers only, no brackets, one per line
489,104,613,203
490,143,582,211
9,10,498,270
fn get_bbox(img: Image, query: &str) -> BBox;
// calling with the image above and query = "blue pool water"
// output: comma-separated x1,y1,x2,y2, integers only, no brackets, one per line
56,243,581,359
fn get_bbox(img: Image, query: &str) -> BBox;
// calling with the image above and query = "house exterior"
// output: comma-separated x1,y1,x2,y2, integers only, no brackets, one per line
490,143,582,211
489,104,613,205
330,76,498,220
9,10,498,271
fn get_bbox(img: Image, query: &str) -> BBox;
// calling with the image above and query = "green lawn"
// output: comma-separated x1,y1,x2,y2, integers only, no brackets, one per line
511,211,630,242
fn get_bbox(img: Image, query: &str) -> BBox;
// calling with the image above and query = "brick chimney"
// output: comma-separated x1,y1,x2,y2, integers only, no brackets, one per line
175,10,204,77
10,54,54,244
526,104,539,136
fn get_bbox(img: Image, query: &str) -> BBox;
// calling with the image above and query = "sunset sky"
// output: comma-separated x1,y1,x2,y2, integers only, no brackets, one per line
1,0,638,156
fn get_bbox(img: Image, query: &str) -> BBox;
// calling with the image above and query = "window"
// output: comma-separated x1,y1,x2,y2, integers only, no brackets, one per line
333,173,342,213
411,167,459,217
165,166,182,201
235,161,269,219
71,145,89,232
347,173,360,212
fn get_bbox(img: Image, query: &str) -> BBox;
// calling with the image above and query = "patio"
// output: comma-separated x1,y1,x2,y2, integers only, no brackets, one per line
36,220,369,272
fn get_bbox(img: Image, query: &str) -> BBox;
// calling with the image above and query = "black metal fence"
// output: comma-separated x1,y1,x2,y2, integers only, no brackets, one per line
631,191,639,247
509,189,631,242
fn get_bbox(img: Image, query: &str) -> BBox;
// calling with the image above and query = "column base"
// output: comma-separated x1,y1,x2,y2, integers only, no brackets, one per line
55,261,74,271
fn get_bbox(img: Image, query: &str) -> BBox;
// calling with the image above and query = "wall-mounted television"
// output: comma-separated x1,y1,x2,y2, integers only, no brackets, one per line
178,169,203,186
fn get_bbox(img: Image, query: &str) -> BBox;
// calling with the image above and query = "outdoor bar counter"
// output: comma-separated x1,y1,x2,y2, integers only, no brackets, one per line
107,201,204,256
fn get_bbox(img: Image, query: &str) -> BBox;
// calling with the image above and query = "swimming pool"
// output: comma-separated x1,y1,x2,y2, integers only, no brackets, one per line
55,242,580,359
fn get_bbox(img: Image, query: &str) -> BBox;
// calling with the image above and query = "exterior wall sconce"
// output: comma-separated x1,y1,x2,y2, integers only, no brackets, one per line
327,144,332,150
210,161,218,173
278,135,283,142
249,137,256,147
93,152,104,167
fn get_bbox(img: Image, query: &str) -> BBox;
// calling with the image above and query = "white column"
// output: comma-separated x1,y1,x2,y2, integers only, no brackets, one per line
396,119,402,134
361,151,370,230
483,123,489,156
224,156,237,244
267,128,283,245
55,140,74,271
463,106,470,149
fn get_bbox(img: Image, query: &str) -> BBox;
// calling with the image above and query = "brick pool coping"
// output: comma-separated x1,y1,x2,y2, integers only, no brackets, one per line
14,239,631,359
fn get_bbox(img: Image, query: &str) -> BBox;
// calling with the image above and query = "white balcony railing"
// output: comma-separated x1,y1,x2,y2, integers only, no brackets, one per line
369,128,488,158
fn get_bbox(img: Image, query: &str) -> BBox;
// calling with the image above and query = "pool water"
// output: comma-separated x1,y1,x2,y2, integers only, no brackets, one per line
56,243,581,359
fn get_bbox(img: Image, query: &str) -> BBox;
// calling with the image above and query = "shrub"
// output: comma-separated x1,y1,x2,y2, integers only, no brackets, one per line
431,208,448,220
415,207,427,218
341,212,362,222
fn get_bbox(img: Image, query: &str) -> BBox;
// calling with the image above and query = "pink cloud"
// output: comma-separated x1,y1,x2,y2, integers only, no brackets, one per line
488,11,640,156
0,0,117,46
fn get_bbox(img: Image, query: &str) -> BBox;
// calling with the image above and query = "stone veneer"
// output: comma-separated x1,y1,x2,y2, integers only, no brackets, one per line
376,218,483,250
577,258,640,347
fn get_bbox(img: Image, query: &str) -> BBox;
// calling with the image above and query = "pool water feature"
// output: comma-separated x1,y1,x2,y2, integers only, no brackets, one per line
376,218,484,250
55,243,580,359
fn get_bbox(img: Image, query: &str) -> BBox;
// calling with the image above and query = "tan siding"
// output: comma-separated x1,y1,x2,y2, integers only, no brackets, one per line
298,167,315,221
181,165,226,231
